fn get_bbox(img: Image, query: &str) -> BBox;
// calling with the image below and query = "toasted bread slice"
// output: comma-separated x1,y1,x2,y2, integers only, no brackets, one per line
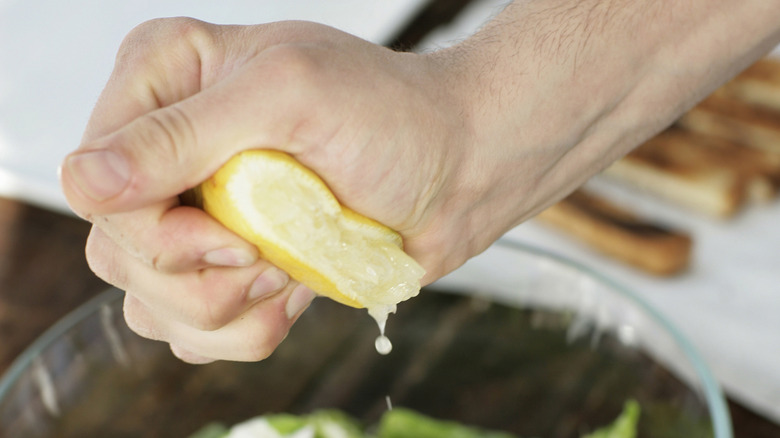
604,130,746,217
714,57,780,112
673,129,780,203
536,190,692,276
606,128,780,213
678,94,780,156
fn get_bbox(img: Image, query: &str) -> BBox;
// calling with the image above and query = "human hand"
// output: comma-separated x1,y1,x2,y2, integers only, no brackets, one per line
60,18,476,363
61,0,780,364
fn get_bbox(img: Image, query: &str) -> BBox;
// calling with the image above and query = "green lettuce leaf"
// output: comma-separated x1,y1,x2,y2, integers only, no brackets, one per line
377,408,515,438
582,400,640,438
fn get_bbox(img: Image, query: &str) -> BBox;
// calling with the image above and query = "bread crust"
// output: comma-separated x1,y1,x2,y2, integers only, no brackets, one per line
537,190,692,276
714,58,780,112
678,94,780,156
604,128,780,216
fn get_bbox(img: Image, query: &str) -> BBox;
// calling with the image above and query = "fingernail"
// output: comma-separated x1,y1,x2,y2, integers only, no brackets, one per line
65,149,130,202
203,247,257,267
285,284,316,319
248,267,289,301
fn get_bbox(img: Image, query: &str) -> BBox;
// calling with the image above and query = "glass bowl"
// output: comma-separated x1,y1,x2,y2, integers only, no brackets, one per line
0,241,731,437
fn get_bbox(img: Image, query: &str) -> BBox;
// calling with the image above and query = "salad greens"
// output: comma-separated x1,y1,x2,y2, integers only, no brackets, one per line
376,408,515,438
583,400,640,438
190,400,639,438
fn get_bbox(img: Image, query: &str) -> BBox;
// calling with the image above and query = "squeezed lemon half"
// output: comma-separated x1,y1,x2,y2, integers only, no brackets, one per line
197,150,425,326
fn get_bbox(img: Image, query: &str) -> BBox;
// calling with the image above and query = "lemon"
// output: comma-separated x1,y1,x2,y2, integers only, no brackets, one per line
197,150,425,321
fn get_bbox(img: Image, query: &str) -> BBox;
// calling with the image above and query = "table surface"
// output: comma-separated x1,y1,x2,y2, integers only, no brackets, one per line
0,198,778,437
1,0,780,436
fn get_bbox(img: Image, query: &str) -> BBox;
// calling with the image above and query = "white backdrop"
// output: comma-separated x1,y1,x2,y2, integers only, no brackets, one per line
0,0,428,211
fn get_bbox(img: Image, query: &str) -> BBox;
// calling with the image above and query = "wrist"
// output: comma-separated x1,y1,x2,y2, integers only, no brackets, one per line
419,4,638,252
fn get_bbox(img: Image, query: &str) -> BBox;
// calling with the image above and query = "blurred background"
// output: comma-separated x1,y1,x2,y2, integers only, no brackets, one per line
1,0,779,436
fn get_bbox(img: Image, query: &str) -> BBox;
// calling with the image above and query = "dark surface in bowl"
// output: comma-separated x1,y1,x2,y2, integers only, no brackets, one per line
1,290,713,438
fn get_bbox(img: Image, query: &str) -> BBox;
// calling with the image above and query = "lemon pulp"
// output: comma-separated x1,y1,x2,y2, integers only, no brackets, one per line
198,150,425,349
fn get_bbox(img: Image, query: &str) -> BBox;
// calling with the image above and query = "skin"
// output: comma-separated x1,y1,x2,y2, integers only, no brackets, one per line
60,0,780,363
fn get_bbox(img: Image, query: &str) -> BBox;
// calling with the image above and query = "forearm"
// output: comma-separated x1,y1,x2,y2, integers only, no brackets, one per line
433,0,780,251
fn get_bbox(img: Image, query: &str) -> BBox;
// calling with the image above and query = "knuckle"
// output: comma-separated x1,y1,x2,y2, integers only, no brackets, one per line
186,301,225,332
113,17,215,104
143,231,185,274
186,274,245,331
123,295,163,341
148,250,178,274
117,17,210,63
239,306,288,361
190,311,224,332
252,44,334,152
260,44,325,92
242,330,281,362
137,106,197,170
114,19,169,72
84,228,107,274
158,17,214,45
85,227,128,287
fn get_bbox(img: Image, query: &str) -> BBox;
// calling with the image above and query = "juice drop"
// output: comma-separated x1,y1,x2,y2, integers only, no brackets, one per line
368,305,394,355
375,335,392,355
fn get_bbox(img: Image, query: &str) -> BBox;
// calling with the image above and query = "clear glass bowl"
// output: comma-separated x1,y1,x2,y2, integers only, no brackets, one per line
0,241,732,437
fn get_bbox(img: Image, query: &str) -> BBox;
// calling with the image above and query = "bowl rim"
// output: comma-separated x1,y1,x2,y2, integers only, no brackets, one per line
494,240,733,437
0,240,732,437
0,288,125,400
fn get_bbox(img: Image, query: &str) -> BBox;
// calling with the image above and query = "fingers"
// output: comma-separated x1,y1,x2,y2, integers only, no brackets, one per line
60,18,223,219
61,21,373,219
93,220,318,363
87,226,285,330
123,282,316,363
80,18,216,144
61,100,231,218
60,22,327,219
65,18,219,219
90,210,319,364
88,204,259,274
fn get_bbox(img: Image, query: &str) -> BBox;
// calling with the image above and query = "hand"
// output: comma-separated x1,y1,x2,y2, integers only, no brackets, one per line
60,18,475,363
61,1,780,364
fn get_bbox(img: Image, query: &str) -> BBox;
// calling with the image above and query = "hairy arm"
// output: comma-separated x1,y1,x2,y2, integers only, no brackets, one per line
431,0,780,260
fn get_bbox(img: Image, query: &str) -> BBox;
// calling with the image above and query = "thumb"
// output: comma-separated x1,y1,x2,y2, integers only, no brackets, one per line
60,41,330,219
59,67,292,218
61,99,225,218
